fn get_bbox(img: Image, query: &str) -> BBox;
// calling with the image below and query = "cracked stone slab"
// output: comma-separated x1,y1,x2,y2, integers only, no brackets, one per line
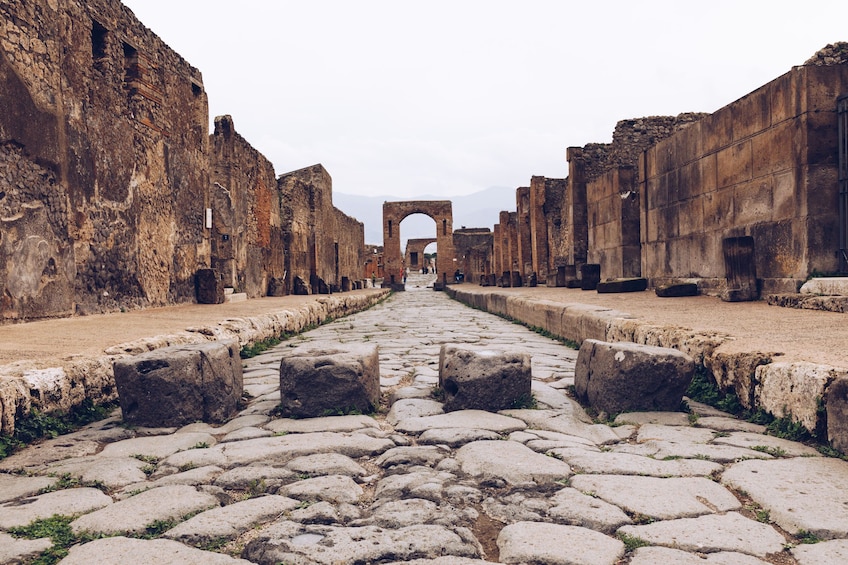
552,449,723,477
278,474,364,504
41,456,149,489
0,473,57,503
497,521,624,565
614,412,692,426
629,546,771,564
242,521,479,564
375,446,451,469
213,466,295,491
0,438,101,471
98,433,218,460
547,487,632,533
70,485,219,535
500,409,619,444
569,475,739,520
456,440,571,486
792,539,848,564
0,487,112,528
163,495,300,544
263,414,380,434
395,410,527,435
695,416,767,433
618,512,786,556
59,536,254,564
722,457,848,539
285,453,368,477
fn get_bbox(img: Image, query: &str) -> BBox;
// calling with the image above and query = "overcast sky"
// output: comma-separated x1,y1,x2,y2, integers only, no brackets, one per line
122,0,847,198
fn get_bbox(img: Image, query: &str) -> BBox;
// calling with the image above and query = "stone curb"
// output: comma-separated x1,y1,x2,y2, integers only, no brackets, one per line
0,290,390,435
447,287,847,449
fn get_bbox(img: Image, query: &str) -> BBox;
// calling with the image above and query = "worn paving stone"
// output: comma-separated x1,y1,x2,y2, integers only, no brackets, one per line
375,445,451,469
215,432,395,466
618,512,786,556
501,409,620,445
629,546,771,564
614,411,692,426
0,531,53,564
0,487,112,528
41,456,149,489
553,449,723,477
98,433,217,460
394,410,527,435
456,440,571,486
791,538,848,564
695,416,768,433
285,453,368,477
0,473,57,503
385,398,444,425
263,414,380,434
711,431,821,457
213,466,295,491
547,487,632,533
569,475,740,519
59,536,254,564
722,457,848,538
0,438,101,471
497,521,624,565
418,427,502,446
278,474,364,504
70,485,220,535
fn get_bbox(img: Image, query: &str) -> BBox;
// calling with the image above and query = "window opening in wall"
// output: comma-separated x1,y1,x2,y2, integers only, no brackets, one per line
839,95,848,273
442,219,447,236
91,20,108,62
123,42,139,84
191,80,202,97
388,220,393,238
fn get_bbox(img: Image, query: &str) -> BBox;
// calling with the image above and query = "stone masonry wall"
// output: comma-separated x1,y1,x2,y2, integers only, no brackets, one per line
453,228,493,283
0,0,211,320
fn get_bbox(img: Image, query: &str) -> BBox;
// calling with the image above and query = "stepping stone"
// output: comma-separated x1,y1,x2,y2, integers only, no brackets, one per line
596,277,648,293
568,475,739,520
0,488,112,529
722,457,848,538
438,344,531,412
655,282,699,297
456,440,571,486
497,521,624,565
618,512,785,556
59,537,253,564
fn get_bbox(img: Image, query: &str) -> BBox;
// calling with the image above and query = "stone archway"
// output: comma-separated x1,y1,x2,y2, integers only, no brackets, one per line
383,200,455,288
405,238,437,272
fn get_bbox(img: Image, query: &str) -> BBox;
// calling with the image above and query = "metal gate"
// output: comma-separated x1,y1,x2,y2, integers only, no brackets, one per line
839,95,848,273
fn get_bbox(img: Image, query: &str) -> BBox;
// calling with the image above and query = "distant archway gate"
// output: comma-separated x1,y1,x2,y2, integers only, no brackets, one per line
383,200,455,288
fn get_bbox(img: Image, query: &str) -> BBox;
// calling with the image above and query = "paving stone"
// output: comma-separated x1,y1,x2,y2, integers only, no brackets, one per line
456,440,571,486
216,432,395,466
418,427,502,446
618,512,786,556
694,416,767,433
791,538,848,564
163,495,300,544
614,411,692,426
263,414,380,434
497,521,624,565
159,446,229,472
0,488,113,528
636,423,717,443
390,385,435,402
213,466,295,491
569,475,739,520
220,426,273,442
374,468,456,501
385,398,444,425
278,474,364,504
0,473,57,503
0,531,53,564
721,457,848,538
358,498,441,528
395,410,527,435
711,431,821,457
375,445,451,469
70,485,220,535
547,487,632,533
614,439,772,463
553,449,723,477
135,465,224,491
98,432,217,460
59,536,254,564
42,456,149,489
242,521,480,564
285,453,368,477
0,438,101,471
629,546,771,564
502,409,620,444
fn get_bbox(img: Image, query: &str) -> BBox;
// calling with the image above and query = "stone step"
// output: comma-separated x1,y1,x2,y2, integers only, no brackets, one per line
800,277,848,296
225,292,247,303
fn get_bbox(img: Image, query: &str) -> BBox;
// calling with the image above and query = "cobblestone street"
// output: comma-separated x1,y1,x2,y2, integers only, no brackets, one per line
2,274,848,564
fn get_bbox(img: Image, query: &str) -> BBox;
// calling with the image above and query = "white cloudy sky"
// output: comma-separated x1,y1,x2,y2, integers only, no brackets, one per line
122,0,847,198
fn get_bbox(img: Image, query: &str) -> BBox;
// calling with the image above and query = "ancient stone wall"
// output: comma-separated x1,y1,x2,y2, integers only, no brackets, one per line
404,238,436,271
453,228,493,283
334,207,366,290
542,177,567,271
382,200,454,286
1,0,211,320
640,63,848,292
210,115,283,298
586,167,641,278
516,187,533,278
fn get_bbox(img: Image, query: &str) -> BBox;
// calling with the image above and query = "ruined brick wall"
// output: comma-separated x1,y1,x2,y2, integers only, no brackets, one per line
641,61,848,292
543,178,567,270
516,187,533,278
453,228,493,283
334,207,366,290
587,167,641,278
529,176,553,279
405,238,436,270
280,165,330,293
1,0,210,321
210,115,283,298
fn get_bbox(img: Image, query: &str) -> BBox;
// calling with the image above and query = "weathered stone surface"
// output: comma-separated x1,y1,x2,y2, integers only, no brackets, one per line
755,361,842,433
59,537,254,565
163,495,300,544
264,414,379,434
711,431,820,457
195,268,224,304
721,457,848,539
438,344,531,412
502,409,620,445
243,521,479,564
386,398,444,424
618,512,785,556
418,427,502,446
569,475,739,519
213,466,295,491
375,446,451,469
596,277,648,293
0,488,112,529
279,475,364,504
113,340,243,427
547,488,632,533
554,449,722,477
278,344,380,418
497,521,624,565
456,440,571,486
0,531,53,564
0,437,101,471
655,282,699,297
395,410,527,435
575,339,694,413
580,263,601,290
799,277,848,295
70,485,219,535
99,432,217,460
0,473,56,503
792,538,848,564
285,453,368,477
826,376,848,452
216,432,395,466
42,456,149,489
630,546,770,564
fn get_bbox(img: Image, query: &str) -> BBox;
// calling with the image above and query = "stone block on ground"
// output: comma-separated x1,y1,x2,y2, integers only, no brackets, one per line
278,344,380,418
438,344,531,412
195,268,224,304
113,339,243,427
655,282,699,297
580,263,601,290
574,339,694,414
596,277,648,293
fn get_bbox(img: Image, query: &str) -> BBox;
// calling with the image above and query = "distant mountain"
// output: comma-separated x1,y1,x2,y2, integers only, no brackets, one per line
333,186,516,246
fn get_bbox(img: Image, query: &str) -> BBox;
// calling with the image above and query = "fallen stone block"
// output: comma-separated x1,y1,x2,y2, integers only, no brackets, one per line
438,345,531,412
655,282,699,297
596,278,648,293
580,264,601,290
278,344,380,418
574,339,694,414
113,340,243,427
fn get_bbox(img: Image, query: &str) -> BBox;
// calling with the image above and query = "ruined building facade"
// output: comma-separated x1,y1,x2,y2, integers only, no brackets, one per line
0,0,365,322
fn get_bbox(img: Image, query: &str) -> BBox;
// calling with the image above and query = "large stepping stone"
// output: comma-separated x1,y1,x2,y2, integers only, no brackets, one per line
438,344,531,412
278,344,380,418
721,457,848,539
59,536,253,564
575,339,694,413
456,440,571,486
497,521,624,565
0,488,112,528
113,339,243,427
618,512,785,556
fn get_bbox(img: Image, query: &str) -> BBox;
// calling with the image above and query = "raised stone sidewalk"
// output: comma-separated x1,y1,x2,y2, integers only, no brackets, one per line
1,274,847,564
